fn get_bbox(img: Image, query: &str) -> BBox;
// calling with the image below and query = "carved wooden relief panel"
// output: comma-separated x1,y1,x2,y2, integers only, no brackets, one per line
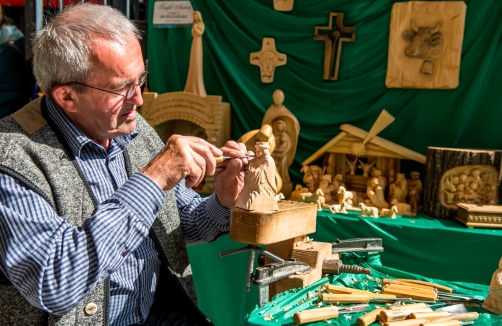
439,165,498,209
386,1,466,89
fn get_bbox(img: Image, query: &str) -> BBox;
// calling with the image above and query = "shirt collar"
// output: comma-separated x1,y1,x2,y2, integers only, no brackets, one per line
45,97,138,157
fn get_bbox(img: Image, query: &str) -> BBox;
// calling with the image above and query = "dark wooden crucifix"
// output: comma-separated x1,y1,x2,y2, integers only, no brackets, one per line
314,12,356,81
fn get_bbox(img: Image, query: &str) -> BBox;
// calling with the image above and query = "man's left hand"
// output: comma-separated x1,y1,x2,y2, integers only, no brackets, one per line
213,141,250,209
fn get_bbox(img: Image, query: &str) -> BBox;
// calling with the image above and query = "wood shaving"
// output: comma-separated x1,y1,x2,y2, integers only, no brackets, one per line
282,306,292,312
344,314,352,320
375,278,381,283
264,314,273,321
259,310,267,315
317,302,323,308
297,299,303,305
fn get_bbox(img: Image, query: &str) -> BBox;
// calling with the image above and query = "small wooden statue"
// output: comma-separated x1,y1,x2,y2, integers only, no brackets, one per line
483,257,502,315
235,142,279,211
262,90,300,199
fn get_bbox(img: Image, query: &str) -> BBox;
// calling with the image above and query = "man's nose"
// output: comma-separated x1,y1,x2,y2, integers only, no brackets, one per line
125,85,143,106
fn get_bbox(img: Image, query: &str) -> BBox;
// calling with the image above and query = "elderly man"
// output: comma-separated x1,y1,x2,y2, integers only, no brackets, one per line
0,4,248,326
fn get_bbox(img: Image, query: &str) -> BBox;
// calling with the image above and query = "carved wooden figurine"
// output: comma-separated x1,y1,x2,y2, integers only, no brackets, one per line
346,157,357,175
262,90,300,198
358,160,375,178
391,173,408,203
482,257,502,315
319,174,337,204
301,165,323,193
184,11,206,96
358,203,379,218
298,189,325,211
380,206,398,219
366,178,389,209
407,171,423,212
290,184,308,201
235,142,278,211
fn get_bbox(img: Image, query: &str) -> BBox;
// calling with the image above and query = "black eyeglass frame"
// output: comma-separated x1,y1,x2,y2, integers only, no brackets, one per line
68,71,148,99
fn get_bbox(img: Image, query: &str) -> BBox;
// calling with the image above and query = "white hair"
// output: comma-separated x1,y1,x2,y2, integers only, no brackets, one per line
32,3,142,98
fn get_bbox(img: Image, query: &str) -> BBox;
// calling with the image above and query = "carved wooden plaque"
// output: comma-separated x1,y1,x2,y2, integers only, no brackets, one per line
440,165,499,209
250,38,287,83
385,1,466,89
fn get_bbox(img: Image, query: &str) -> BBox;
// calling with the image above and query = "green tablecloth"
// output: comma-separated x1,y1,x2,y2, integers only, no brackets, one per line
245,253,502,325
187,210,502,326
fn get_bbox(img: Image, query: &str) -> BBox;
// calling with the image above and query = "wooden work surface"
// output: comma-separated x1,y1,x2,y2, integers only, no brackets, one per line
230,201,318,245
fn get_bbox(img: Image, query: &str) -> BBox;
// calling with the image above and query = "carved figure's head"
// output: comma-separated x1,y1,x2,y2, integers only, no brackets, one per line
255,142,271,157
403,20,443,58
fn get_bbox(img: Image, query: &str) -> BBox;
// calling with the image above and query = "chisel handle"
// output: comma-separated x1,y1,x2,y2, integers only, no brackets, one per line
409,312,450,320
293,306,339,325
356,308,384,326
420,321,461,326
389,303,428,311
435,312,479,322
380,308,433,322
383,318,427,326
322,293,370,303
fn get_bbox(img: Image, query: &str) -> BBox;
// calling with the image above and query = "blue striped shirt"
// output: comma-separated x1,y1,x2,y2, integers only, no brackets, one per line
0,98,230,325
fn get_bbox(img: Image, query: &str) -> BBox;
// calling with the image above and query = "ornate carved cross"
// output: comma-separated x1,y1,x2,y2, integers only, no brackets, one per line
250,38,287,83
314,12,355,81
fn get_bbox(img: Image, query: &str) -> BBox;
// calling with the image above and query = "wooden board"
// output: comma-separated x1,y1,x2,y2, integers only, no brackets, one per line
230,201,317,245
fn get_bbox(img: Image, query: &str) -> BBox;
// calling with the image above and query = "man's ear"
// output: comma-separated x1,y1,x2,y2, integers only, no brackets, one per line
52,85,78,113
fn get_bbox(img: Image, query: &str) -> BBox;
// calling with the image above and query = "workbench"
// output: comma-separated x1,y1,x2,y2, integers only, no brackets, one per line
187,209,502,326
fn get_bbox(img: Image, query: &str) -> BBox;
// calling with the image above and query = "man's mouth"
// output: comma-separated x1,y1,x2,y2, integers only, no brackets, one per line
122,110,136,118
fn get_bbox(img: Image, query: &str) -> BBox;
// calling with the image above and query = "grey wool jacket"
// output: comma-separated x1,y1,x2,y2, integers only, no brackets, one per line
0,97,197,325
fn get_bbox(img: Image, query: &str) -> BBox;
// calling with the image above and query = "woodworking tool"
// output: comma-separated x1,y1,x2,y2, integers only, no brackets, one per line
215,154,255,162
294,304,369,325
219,244,311,307
331,238,384,254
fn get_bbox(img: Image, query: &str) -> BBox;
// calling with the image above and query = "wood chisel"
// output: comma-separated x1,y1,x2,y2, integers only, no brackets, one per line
293,304,368,325
215,154,255,162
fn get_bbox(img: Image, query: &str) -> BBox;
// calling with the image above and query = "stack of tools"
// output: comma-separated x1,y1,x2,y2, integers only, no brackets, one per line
289,279,483,325
356,302,479,326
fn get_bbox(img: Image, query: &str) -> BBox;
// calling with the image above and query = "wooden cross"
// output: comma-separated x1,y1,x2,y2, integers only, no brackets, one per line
314,12,356,81
250,38,287,84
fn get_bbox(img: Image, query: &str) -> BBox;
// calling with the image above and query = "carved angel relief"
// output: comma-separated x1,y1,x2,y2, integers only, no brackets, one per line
440,165,498,209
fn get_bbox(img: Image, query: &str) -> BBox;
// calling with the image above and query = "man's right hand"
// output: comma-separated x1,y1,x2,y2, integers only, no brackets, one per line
140,135,223,190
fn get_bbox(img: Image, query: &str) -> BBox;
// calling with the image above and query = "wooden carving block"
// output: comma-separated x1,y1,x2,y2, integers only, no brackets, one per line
275,241,331,293
229,201,317,245
423,147,502,220
386,1,466,89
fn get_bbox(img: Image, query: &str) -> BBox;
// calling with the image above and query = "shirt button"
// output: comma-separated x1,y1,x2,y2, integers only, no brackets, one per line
85,302,98,315
122,250,129,257
153,208,158,214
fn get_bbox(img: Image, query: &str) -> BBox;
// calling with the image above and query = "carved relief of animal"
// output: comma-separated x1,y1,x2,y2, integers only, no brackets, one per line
299,188,325,211
380,205,398,219
358,203,379,218
390,199,410,213
403,20,444,75
337,186,358,205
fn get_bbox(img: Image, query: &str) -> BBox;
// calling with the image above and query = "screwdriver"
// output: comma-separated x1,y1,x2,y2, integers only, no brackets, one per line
215,154,255,162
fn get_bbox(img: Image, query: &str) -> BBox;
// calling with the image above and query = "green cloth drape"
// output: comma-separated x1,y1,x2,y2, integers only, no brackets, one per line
147,0,502,186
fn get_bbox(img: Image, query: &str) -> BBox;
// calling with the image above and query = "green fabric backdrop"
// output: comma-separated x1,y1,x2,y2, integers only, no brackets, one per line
147,0,502,185
146,1,502,325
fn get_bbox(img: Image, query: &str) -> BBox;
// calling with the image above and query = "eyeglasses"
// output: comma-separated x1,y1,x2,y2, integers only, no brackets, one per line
69,71,148,99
